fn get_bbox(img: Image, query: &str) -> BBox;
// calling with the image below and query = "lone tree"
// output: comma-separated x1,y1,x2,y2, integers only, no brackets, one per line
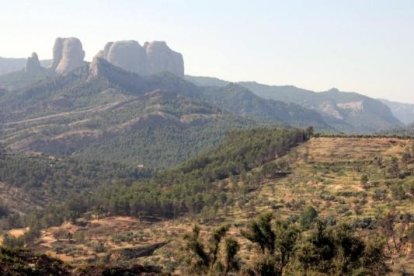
242,213,275,254
184,224,240,275
242,213,299,275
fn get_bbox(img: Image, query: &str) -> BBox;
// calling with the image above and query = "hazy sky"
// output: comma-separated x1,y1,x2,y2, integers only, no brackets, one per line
1,0,413,103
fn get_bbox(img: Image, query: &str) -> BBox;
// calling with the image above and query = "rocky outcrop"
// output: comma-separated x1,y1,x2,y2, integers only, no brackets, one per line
97,41,147,75
25,52,41,74
96,40,184,77
51,37,85,74
144,41,184,78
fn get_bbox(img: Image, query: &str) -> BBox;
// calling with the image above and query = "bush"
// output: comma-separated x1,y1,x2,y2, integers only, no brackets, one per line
390,183,406,200
372,189,388,201
299,206,318,229
2,234,24,249
405,182,414,196
90,241,106,253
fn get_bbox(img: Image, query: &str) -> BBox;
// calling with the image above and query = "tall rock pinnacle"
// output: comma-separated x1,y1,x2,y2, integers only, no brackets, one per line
25,52,41,74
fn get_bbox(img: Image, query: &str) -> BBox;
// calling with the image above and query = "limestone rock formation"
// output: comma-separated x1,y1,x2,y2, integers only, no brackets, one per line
96,40,184,78
25,52,41,74
144,41,184,78
51,38,64,70
51,37,85,74
97,41,147,75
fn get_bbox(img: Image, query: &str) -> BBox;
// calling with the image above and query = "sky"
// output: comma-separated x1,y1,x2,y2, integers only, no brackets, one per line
0,0,413,103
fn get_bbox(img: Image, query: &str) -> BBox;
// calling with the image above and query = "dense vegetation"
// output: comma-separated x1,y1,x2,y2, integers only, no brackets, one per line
0,145,150,228
90,127,311,219
0,152,148,192
6,127,310,232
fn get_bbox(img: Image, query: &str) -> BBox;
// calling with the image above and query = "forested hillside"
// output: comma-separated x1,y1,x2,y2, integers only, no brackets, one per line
0,145,150,225
198,84,330,130
0,60,331,169
90,127,311,218
6,127,309,232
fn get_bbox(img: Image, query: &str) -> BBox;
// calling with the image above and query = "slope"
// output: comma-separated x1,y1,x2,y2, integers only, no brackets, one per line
0,146,149,218
18,133,414,274
0,68,56,91
240,82,403,133
198,83,331,130
380,98,414,125
186,75,403,133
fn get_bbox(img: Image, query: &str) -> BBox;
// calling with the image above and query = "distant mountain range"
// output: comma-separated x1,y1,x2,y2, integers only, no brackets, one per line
379,99,414,125
186,76,405,133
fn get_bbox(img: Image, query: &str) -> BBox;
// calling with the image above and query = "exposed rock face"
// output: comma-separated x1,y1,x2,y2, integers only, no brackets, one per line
97,41,147,75
25,52,41,74
96,40,184,78
51,38,64,70
144,41,184,78
89,57,106,77
51,37,85,74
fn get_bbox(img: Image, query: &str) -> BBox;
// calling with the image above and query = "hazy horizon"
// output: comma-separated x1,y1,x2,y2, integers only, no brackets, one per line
1,0,413,103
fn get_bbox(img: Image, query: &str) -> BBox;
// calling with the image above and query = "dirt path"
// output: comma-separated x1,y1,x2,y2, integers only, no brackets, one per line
2,100,126,127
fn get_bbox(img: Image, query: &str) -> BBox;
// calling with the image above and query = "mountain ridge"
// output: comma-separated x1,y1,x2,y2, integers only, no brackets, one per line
186,75,403,133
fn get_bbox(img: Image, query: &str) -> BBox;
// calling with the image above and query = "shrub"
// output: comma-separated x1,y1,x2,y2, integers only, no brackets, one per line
299,206,318,229
390,183,406,200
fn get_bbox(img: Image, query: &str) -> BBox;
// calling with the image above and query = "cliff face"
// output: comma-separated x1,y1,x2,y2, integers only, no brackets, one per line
97,41,147,76
96,40,184,78
144,41,184,78
51,37,85,74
